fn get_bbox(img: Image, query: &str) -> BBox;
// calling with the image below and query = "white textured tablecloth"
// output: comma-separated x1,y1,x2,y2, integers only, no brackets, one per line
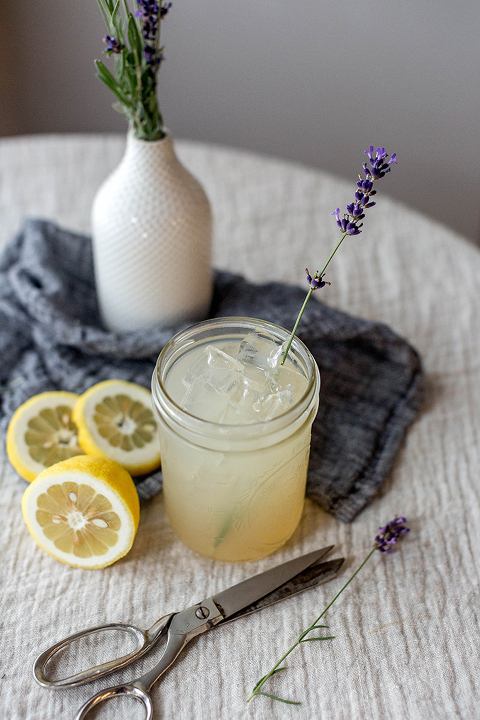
0,135,479,720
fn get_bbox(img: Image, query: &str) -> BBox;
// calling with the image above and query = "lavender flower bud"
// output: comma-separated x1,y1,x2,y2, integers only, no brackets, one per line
160,1,172,17
144,46,164,66
363,147,397,180
346,221,362,235
103,35,123,54
312,276,330,289
305,268,330,290
374,517,409,553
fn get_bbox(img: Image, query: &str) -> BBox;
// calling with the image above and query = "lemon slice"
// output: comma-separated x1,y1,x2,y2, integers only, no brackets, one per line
22,455,140,569
7,391,84,482
73,380,161,476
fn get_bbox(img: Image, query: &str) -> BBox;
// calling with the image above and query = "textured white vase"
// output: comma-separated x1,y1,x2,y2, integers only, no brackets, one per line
91,131,213,332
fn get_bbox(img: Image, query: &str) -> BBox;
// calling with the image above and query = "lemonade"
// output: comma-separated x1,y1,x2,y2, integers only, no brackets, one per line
152,318,320,562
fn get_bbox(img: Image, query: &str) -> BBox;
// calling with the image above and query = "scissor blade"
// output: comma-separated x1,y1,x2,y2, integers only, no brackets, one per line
217,557,343,625
212,546,334,619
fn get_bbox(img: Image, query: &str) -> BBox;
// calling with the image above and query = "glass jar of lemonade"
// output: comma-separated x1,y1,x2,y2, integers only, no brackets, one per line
151,317,320,562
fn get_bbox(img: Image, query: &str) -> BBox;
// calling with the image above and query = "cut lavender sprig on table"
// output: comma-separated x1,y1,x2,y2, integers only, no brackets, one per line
281,147,396,365
247,517,409,705
95,0,172,140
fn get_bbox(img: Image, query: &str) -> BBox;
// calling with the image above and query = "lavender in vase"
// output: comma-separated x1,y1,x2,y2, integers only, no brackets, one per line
96,0,172,141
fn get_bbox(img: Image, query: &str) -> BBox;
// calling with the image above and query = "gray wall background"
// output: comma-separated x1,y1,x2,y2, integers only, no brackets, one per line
1,0,479,241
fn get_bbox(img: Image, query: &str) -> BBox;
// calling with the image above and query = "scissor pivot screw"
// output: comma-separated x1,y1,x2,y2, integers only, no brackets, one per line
195,606,210,619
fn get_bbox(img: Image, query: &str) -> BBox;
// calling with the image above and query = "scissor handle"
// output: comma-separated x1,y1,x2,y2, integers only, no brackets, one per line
72,628,190,720
74,680,153,720
71,600,224,719
34,615,175,689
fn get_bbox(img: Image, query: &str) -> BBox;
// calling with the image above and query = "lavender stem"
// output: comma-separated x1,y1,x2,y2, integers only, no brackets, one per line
280,231,347,365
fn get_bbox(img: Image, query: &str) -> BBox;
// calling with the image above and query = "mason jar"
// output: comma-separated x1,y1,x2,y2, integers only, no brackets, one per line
151,317,320,562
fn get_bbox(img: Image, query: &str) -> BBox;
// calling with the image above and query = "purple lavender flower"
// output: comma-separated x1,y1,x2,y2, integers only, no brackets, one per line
136,0,160,18
160,1,172,18
332,208,363,236
103,35,123,54
364,146,397,180
374,517,409,553
142,19,158,41
305,268,331,291
135,0,170,67
333,147,396,236
135,1,170,22
144,46,164,67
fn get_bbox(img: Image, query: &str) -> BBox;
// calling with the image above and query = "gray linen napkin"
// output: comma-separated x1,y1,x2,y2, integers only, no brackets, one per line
0,219,423,522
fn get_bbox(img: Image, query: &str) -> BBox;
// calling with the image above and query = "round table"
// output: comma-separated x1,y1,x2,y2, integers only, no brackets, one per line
0,135,479,720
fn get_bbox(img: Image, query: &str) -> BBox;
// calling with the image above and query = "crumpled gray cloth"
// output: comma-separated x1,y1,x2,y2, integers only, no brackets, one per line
0,219,423,522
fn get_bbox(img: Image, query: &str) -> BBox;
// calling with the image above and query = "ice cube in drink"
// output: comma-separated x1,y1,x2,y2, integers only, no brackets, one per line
177,328,308,424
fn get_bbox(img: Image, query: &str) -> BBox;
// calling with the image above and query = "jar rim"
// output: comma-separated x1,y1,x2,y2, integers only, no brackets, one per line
151,316,320,443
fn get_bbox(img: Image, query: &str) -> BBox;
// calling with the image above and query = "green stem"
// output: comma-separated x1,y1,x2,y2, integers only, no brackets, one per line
309,548,375,625
280,288,313,365
319,232,348,279
280,232,348,365
246,547,375,703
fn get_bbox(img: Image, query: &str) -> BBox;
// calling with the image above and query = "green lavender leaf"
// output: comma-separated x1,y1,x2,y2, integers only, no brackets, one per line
127,14,143,66
95,60,120,89
96,0,111,28
112,11,126,46
114,52,125,81
125,51,136,68
301,636,335,642
255,692,301,705
252,667,287,692
95,62,130,106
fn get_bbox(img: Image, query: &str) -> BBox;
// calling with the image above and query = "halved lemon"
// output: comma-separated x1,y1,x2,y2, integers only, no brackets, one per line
22,455,140,569
73,380,161,476
6,391,84,482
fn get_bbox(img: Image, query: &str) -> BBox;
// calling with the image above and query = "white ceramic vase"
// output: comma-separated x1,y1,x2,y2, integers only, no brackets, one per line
91,131,213,333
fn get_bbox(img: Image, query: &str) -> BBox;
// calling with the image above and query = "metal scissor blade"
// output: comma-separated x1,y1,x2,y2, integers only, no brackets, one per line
212,545,335,619
217,557,344,625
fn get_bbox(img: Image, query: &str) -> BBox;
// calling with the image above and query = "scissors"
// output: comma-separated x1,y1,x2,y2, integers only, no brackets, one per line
34,546,343,719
